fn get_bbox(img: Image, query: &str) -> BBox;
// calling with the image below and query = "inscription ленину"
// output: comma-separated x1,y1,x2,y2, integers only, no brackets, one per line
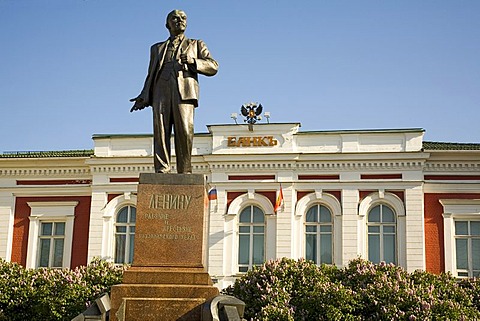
149,193,192,210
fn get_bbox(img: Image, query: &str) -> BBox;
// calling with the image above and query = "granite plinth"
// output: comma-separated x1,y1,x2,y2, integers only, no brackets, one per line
122,267,214,285
116,298,206,321
110,173,219,321
111,284,219,304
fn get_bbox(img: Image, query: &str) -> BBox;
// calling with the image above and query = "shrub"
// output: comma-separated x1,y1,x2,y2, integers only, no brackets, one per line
0,258,127,321
223,258,361,320
223,258,480,320
459,277,480,312
0,259,35,320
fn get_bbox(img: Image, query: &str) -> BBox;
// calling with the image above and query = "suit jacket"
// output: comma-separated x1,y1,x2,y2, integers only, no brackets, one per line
136,37,218,107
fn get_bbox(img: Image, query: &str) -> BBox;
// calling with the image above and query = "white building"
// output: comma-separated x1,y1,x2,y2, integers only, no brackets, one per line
1,122,479,289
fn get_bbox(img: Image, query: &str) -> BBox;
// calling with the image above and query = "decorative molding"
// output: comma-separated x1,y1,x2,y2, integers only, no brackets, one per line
379,189,385,199
226,193,275,216
1,160,434,176
27,201,79,212
210,163,294,171
295,192,342,217
91,165,153,173
425,162,480,172
0,168,90,176
91,164,210,174
439,199,480,216
297,161,425,171
358,192,405,217
209,161,426,172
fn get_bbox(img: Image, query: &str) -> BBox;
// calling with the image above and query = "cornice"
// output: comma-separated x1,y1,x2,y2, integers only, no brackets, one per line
8,186,92,197
208,160,426,172
91,165,153,173
2,160,477,177
90,164,211,175
424,162,480,172
296,160,425,171
0,167,91,177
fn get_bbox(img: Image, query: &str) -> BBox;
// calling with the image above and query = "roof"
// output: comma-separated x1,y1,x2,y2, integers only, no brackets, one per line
423,141,480,151
0,150,94,158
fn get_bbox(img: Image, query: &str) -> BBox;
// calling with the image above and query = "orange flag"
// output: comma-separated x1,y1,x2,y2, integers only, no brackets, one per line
274,186,284,213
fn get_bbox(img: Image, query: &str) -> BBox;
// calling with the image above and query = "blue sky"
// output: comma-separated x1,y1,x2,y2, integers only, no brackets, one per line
1,0,479,152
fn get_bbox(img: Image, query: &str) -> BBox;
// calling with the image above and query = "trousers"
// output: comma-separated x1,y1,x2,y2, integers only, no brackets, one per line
152,73,194,174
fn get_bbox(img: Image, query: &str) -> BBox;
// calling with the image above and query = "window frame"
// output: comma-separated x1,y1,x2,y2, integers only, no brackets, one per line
237,204,266,272
101,193,137,263
114,205,136,265
454,220,480,277
26,201,78,269
37,221,66,268
294,192,342,265
366,204,397,264
358,192,406,267
225,192,276,275
441,199,480,278
304,203,334,265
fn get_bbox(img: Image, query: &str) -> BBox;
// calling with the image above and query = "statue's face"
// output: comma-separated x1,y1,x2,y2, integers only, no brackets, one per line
166,10,187,35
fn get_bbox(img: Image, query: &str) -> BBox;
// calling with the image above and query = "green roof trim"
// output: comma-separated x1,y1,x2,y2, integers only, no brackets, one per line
92,133,152,139
298,128,425,135
423,141,480,151
0,150,94,158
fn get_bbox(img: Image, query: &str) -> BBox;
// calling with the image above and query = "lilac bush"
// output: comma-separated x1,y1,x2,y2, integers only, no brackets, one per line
223,258,361,320
459,277,480,311
224,258,480,320
340,259,479,320
0,259,35,320
0,258,127,321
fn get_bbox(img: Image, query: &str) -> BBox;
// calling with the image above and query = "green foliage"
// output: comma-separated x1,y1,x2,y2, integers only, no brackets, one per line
223,258,480,321
0,258,127,321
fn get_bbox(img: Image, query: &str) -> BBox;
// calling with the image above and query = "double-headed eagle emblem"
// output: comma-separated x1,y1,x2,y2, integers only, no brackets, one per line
241,102,263,125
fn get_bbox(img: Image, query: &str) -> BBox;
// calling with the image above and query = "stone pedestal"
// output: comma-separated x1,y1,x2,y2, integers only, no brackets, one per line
110,173,219,321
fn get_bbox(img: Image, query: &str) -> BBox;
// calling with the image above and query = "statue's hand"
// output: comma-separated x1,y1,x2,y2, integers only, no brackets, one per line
130,97,147,112
180,53,194,65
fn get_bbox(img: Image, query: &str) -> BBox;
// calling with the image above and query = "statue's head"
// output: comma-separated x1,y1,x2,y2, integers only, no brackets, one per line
166,10,187,36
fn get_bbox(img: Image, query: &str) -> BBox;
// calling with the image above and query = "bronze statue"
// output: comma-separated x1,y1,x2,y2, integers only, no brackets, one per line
130,10,218,173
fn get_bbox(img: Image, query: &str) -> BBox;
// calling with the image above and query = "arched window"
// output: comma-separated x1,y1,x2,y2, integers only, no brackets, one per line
367,204,396,264
305,204,333,264
238,205,265,272
114,205,136,264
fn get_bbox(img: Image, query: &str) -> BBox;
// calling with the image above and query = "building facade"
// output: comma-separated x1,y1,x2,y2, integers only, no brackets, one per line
1,123,479,289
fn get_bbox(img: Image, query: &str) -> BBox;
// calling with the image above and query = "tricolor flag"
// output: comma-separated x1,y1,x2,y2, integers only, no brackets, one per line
274,185,284,213
208,187,218,201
